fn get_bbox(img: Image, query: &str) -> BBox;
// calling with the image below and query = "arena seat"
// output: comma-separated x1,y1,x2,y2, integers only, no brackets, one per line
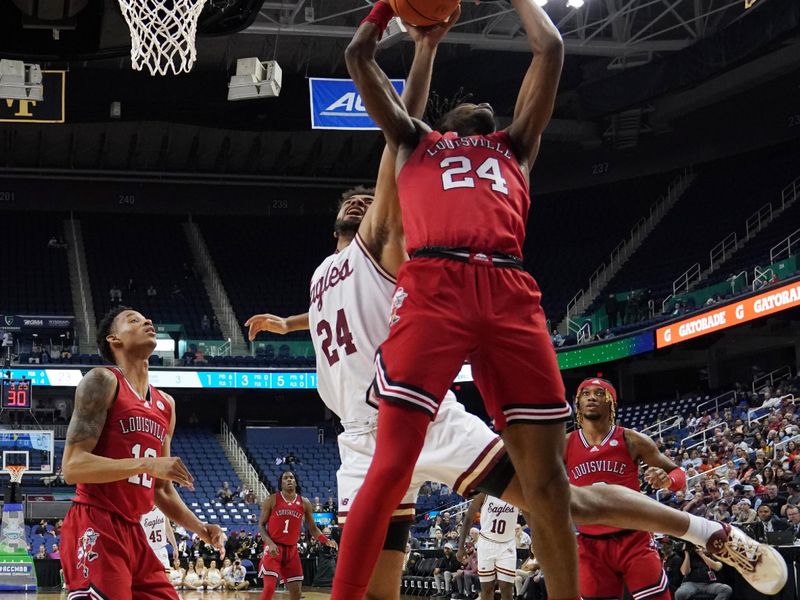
0,211,73,315
81,213,220,338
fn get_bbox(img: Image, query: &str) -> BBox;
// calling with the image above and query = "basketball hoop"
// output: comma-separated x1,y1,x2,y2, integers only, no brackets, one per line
6,465,26,485
117,0,209,76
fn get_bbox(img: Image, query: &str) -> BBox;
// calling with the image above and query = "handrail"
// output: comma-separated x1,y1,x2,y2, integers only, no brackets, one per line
561,169,694,325
770,228,800,264
730,271,747,295
752,366,793,393
577,321,592,345
695,390,737,416
745,202,773,240
752,265,775,290
672,263,701,296
220,419,269,503
748,394,795,426
640,415,682,439
687,463,730,489
780,176,799,211
69,217,92,346
774,432,800,460
709,232,737,271
681,424,719,450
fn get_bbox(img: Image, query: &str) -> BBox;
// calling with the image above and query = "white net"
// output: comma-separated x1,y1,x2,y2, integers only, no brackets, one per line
117,0,209,76
6,465,26,484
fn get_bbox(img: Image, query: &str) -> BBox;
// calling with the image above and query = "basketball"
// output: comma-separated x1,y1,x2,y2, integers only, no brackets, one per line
388,0,460,27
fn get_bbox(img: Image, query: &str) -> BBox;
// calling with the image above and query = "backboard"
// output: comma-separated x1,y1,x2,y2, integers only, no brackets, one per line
0,431,54,476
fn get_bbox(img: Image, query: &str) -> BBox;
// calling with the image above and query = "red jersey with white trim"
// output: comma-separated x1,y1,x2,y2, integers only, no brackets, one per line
73,367,172,523
565,425,639,536
268,492,305,545
397,130,530,257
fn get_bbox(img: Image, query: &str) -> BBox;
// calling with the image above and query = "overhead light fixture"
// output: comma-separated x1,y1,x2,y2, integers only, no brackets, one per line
0,59,43,101
227,57,282,101
566,0,584,7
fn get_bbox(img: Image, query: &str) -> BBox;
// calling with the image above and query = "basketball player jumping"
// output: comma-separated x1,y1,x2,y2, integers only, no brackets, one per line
258,470,337,600
333,0,577,596
247,13,786,600
60,306,226,599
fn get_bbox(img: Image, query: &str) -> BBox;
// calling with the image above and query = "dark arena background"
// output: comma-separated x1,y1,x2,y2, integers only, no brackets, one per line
0,0,799,598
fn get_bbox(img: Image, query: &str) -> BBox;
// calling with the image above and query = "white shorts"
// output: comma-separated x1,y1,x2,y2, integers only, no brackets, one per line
477,536,517,583
153,546,170,570
337,392,504,523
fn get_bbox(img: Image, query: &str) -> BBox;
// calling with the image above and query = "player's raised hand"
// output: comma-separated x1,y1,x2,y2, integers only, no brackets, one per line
199,523,227,559
244,313,290,340
146,456,195,490
644,466,671,490
404,3,461,47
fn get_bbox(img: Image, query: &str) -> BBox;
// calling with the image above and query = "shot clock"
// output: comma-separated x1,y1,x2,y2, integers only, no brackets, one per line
1,379,32,410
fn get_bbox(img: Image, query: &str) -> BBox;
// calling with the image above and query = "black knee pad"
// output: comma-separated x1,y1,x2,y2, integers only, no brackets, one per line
383,520,412,552
474,452,516,498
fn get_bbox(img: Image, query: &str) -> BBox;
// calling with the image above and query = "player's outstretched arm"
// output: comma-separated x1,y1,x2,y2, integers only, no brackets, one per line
358,8,461,276
456,493,484,563
505,0,563,169
245,312,309,340
155,392,227,559
258,494,280,556
345,1,423,154
303,497,338,548
62,368,191,486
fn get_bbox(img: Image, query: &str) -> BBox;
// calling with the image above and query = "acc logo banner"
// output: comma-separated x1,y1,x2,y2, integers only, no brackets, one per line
0,71,65,123
657,280,800,348
309,77,405,130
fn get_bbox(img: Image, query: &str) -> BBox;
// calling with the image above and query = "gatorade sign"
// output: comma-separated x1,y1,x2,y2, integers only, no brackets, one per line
309,78,405,130
657,280,800,348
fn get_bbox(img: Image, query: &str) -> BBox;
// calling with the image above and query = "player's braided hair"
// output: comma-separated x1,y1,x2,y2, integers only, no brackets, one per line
575,381,617,429
277,468,302,495
97,305,132,364
427,87,474,131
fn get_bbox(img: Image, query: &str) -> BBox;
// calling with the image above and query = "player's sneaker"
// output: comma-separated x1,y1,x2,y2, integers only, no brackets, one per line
705,523,787,595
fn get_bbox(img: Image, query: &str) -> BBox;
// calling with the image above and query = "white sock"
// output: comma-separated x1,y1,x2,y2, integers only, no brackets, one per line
681,513,725,547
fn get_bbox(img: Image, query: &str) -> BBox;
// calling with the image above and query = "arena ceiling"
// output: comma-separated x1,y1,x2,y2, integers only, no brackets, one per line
0,0,798,187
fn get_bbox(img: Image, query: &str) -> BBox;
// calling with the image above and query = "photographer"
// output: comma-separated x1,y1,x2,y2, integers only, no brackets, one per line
675,545,731,600
225,558,249,591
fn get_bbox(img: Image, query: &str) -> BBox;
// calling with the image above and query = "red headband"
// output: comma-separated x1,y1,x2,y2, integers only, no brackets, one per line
577,378,617,403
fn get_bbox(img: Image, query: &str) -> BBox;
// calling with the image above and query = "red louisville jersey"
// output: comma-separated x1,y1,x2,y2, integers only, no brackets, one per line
397,130,530,257
73,367,172,523
565,425,640,536
268,492,305,545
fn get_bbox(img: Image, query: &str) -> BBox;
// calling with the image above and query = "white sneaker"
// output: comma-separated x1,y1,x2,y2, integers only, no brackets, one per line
706,523,787,595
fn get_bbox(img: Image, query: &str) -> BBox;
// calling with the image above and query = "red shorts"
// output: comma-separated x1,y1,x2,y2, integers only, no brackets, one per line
258,543,304,584
578,530,670,600
373,258,569,429
60,503,177,600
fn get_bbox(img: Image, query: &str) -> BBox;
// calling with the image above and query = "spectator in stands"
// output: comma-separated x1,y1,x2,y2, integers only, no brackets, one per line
48,543,60,559
217,481,235,504
453,542,479,599
323,495,335,512
33,520,48,536
226,559,249,590
550,329,564,348
675,546,731,600
785,505,800,538
313,496,323,512
514,556,541,600
431,529,446,549
783,482,800,512
201,314,211,335
147,284,157,297
515,524,531,550
127,278,137,296
34,545,46,560
760,484,787,514
221,558,233,586
433,543,460,598
756,504,790,533
663,540,684,596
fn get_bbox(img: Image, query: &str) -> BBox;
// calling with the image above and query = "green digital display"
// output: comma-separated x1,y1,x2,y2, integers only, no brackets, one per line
556,332,654,371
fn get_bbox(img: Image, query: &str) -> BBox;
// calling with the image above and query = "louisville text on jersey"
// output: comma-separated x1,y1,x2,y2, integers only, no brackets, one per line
569,459,628,481
118,416,167,444
424,136,514,160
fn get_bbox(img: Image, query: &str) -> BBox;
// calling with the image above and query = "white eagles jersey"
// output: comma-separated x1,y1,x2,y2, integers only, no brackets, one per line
309,233,396,428
141,506,168,551
479,496,518,544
